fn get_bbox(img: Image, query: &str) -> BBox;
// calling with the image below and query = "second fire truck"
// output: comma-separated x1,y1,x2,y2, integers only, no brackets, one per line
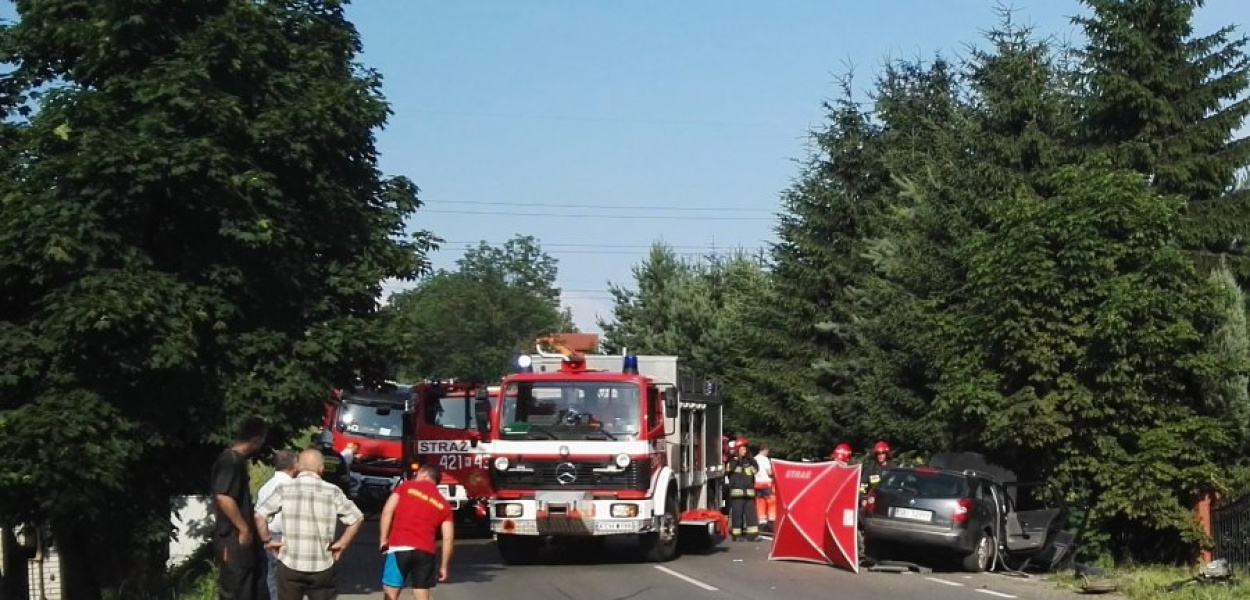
484,336,728,564
403,380,496,528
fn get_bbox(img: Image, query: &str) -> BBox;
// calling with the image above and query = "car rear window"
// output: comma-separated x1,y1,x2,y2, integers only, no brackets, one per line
880,470,969,498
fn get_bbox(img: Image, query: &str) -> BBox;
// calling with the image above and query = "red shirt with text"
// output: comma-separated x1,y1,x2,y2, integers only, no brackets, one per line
389,480,452,554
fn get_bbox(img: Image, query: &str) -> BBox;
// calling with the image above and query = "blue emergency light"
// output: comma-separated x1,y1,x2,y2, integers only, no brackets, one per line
622,355,639,374
515,353,534,373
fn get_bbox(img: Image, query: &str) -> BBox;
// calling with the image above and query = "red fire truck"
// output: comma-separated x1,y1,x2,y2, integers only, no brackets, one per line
322,383,413,510
485,336,728,564
402,380,497,527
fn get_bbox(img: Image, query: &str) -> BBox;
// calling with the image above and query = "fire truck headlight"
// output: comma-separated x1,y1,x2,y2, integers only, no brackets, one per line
613,453,631,468
493,456,510,471
495,503,523,518
611,503,639,518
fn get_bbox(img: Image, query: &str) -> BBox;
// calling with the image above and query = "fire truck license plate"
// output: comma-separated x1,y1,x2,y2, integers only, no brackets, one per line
596,521,635,532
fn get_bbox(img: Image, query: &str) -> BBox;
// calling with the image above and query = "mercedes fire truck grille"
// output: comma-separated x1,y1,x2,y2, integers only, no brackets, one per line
494,459,652,491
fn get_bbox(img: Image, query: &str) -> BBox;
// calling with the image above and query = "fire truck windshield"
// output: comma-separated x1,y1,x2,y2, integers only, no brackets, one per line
428,395,475,430
501,381,641,441
336,402,404,439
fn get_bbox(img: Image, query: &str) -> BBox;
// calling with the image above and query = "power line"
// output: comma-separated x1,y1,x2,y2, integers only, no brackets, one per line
431,248,764,256
409,108,788,129
439,241,772,249
419,209,772,221
423,200,774,213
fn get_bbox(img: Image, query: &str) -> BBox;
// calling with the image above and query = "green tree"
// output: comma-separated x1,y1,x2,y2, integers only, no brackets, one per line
1075,0,1250,278
954,161,1230,562
0,1,433,596
780,6,1244,562
1202,261,1250,450
600,243,718,362
848,11,1084,458
599,244,770,438
386,236,574,382
456,234,564,307
816,57,971,458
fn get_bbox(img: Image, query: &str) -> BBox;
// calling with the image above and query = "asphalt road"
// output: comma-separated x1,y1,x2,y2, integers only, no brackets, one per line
333,518,1094,600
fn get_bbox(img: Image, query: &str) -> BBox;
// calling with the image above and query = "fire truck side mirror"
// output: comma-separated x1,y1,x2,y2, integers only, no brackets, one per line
663,388,678,415
474,397,492,436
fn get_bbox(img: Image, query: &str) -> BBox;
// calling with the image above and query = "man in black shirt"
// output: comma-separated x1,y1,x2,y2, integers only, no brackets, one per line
212,415,268,600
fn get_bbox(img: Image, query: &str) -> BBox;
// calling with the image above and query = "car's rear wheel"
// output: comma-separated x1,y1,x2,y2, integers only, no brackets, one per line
961,530,995,572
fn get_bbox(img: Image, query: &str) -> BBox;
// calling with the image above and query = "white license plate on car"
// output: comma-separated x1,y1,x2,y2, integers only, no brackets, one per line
892,507,933,522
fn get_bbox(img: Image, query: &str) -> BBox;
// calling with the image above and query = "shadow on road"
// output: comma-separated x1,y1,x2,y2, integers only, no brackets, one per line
490,536,730,566
864,546,973,574
336,516,501,595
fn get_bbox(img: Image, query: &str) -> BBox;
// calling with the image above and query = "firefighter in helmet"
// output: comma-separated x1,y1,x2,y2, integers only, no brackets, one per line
830,442,853,467
859,440,895,493
726,437,760,541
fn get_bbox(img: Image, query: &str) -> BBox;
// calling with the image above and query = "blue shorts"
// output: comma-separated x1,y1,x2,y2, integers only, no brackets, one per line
382,550,437,589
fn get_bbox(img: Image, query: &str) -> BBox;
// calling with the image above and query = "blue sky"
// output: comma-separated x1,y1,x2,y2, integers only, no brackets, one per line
3,1,1247,333
348,0,1247,333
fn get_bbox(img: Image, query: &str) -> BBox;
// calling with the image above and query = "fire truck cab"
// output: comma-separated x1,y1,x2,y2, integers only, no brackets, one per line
403,380,496,527
486,337,727,564
323,384,413,510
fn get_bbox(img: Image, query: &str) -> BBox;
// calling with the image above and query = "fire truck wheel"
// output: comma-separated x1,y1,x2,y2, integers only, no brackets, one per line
496,534,542,565
639,493,680,563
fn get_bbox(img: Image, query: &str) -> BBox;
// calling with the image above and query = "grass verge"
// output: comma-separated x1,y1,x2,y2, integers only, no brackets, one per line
1050,565,1249,600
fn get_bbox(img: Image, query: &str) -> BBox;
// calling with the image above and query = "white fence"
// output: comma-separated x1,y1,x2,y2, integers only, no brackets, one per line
169,495,214,570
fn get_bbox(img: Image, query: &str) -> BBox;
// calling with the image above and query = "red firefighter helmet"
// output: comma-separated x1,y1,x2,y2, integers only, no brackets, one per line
832,443,852,462
873,440,891,455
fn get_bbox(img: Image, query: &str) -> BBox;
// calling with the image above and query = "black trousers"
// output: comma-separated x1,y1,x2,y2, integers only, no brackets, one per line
276,561,338,600
216,534,263,600
728,495,759,536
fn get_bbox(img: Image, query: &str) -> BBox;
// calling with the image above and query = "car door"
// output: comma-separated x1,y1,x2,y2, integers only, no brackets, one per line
972,477,1003,539
1002,482,1065,554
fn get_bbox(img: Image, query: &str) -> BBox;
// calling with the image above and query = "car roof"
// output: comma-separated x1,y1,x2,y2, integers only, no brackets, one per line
885,465,1005,484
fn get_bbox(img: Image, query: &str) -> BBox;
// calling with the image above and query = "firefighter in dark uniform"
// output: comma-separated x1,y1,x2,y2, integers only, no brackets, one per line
726,437,760,541
859,440,895,494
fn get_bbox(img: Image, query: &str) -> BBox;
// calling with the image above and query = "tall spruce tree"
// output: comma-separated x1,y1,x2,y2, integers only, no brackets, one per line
831,56,973,456
726,73,892,457
1075,0,1250,278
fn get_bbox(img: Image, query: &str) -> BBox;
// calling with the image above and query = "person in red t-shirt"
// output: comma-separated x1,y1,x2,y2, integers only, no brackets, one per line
379,463,455,600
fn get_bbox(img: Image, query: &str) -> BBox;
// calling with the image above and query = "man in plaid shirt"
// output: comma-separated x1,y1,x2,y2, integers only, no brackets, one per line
255,448,364,599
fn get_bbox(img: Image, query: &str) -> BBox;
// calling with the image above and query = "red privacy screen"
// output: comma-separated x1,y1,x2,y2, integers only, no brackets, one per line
768,459,861,573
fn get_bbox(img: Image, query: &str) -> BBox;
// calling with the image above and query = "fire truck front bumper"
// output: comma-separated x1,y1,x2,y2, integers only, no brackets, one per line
436,482,469,511
490,494,657,537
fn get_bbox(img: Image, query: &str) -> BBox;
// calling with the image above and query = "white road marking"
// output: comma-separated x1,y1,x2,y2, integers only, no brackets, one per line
925,577,964,587
974,590,1017,598
654,565,720,592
